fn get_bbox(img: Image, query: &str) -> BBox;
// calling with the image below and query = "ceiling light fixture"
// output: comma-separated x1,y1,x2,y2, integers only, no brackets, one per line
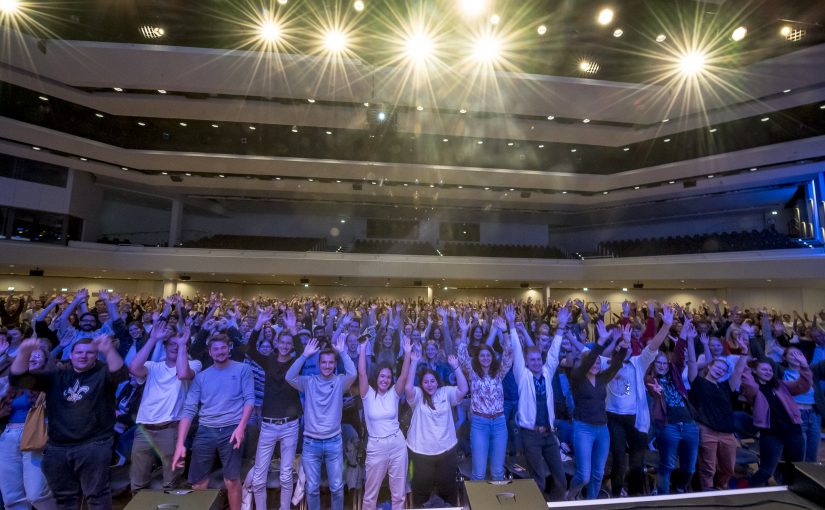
613,28,623,37
731,26,747,41
537,25,547,36
113,87,123,92
139,26,165,39
582,118,590,123
678,51,706,74
490,14,500,25
137,121,146,126
324,30,348,53
460,0,487,18
597,8,614,26
95,113,104,118
211,124,219,128
38,96,48,101
353,0,364,12
655,34,667,43
79,157,87,161
157,89,167,94
258,20,282,43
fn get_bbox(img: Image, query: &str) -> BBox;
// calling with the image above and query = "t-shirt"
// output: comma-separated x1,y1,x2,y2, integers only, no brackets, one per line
362,386,400,438
10,362,129,445
606,362,637,415
406,386,459,455
181,361,255,428
689,376,736,433
246,350,302,420
136,359,202,424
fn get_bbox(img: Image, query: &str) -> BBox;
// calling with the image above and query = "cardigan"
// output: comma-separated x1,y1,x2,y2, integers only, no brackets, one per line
740,364,812,429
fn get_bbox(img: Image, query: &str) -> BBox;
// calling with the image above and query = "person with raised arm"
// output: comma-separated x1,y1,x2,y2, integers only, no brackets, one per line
10,333,128,510
52,289,113,361
405,346,468,507
285,334,357,510
358,334,413,510
246,306,303,510
605,304,674,497
511,302,569,500
566,320,628,500
687,322,750,491
172,334,254,510
128,320,200,493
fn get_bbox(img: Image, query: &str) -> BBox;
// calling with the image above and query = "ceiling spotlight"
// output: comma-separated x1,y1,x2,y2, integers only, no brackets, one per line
277,0,287,4
780,26,791,37
326,130,333,135
258,20,281,42
307,98,315,103
477,140,483,144
602,191,608,195
707,174,714,178
459,0,487,18
613,28,623,37
731,26,747,41
95,113,104,118
537,25,547,36
113,87,123,92
363,102,369,107
416,105,424,111
783,89,791,93
561,191,568,194
761,117,769,122
404,30,434,64
655,33,667,43
353,0,364,12
490,14,500,25
709,128,717,133
623,147,629,151
157,89,167,94
211,124,219,128
179,122,187,127
662,118,669,123
678,51,706,74
0,0,20,13
139,26,165,39
38,96,48,101
579,60,599,74
324,30,348,52
249,125,256,130
137,121,146,126
32,146,40,151
459,108,467,114
291,126,298,132
443,138,448,142
663,138,671,142
471,33,502,62
538,144,544,148
597,8,614,26
570,148,577,152
633,186,640,189
582,118,590,123
668,180,675,184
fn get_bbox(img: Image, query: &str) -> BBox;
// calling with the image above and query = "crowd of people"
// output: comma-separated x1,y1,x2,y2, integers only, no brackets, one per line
1,289,825,510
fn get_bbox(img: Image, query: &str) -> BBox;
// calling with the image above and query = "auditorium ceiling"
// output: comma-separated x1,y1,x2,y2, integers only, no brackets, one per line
1,0,824,212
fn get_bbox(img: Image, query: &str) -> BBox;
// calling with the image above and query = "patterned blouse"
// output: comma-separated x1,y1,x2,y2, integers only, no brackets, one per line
458,335,513,416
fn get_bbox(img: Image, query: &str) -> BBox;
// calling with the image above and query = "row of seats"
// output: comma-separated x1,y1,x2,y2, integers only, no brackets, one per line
181,234,325,252
441,242,567,259
598,229,800,257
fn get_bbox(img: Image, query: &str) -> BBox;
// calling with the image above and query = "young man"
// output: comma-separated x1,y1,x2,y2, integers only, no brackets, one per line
510,304,570,501
245,307,303,510
10,334,129,510
286,334,357,510
173,334,254,510
128,320,200,493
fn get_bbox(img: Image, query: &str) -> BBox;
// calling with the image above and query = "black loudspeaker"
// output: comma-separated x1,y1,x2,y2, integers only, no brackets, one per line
124,489,222,509
791,462,825,504
462,479,546,510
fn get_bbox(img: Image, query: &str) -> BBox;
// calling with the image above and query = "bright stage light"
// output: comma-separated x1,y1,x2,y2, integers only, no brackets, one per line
597,8,614,26
460,0,486,18
679,51,706,74
490,14,500,25
613,28,623,37
404,31,434,64
471,33,502,62
324,30,348,52
780,26,791,37
731,26,747,41
537,25,547,35
258,20,281,42
353,1,364,12
0,0,20,14
579,61,599,74
655,33,667,42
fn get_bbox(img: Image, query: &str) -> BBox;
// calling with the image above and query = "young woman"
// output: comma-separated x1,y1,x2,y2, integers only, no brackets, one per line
687,330,749,491
741,349,811,487
458,315,513,481
646,323,699,495
358,336,413,510
405,348,468,507
415,340,452,386
0,339,57,510
781,346,820,462
566,321,627,500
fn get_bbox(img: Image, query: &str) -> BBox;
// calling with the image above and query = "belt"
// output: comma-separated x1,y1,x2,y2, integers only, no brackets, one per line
141,421,177,431
473,411,504,419
262,415,299,425
522,425,553,434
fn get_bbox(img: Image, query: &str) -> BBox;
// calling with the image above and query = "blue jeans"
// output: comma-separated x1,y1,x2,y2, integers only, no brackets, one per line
656,422,700,494
0,426,56,510
302,434,344,510
470,414,507,480
800,409,821,462
569,420,610,500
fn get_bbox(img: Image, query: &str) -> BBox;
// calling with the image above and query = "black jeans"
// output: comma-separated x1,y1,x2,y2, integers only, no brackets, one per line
42,437,114,510
749,430,805,487
521,427,566,501
607,412,648,496
409,447,458,507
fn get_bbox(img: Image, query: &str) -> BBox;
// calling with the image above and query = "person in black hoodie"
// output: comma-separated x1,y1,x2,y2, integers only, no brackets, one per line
10,333,128,510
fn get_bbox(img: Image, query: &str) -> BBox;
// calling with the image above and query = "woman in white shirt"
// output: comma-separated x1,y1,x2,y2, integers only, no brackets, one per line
358,336,413,510
404,348,468,507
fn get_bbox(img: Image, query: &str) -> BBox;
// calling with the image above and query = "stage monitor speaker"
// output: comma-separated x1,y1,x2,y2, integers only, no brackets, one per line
791,462,825,504
462,479,546,510
124,489,222,510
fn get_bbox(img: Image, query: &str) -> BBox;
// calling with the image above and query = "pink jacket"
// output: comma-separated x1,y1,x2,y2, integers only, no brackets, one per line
741,365,812,429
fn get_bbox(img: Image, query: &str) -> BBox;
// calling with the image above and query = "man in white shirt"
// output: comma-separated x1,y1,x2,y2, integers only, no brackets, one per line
128,320,201,493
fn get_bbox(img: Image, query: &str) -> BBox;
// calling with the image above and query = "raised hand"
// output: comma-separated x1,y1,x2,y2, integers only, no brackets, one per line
661,304,674,326
622,300,630,316
787,348,808,367
331,333,346,353
402,336,413,355
596,320,610,343
621,323,632,342
557,304,572,327
98,289,109,302
493,316,506,331
504,304,516,326
303,338,320,357
447,354,459,369
92,334,114,355
75,288,89,301
458,315,470,333
172,326,191,347
600,301,610,315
